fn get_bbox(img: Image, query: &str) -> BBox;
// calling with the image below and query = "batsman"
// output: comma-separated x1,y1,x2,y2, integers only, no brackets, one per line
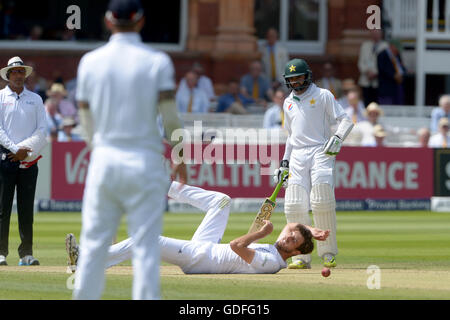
274,58,354,269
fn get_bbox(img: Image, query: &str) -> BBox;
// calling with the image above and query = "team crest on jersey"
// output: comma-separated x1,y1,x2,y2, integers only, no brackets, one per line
288,103,293,111
309,98,316,108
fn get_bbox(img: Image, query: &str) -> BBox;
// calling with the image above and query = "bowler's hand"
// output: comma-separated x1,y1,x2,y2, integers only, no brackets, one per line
8,147,31,162
259,220,274,237
309,227,330,241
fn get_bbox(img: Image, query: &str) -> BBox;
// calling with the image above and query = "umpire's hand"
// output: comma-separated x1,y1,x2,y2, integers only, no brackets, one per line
8,147,31,162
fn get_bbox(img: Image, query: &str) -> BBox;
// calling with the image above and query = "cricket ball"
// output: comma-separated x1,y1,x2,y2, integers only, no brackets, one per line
321,267,331,277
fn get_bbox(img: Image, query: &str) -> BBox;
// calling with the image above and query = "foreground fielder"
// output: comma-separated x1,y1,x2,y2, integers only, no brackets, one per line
73,0,186,300
66,182,330,274
274,58,353,269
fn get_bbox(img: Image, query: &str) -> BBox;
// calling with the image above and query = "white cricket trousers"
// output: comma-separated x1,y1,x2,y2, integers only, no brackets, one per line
73,145,169,300
105,182,231,272
285,145,338,260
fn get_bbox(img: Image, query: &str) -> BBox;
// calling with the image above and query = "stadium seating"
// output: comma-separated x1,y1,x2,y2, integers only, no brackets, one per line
180,104,432,147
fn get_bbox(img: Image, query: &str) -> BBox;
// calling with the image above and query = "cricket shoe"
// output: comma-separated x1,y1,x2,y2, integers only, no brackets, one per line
0,255,7,266
66,233,79,273
323,253,337,268
18,255,40,266
288,259,311,269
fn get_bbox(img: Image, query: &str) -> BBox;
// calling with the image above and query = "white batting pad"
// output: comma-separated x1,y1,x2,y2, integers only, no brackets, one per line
284,183,312,263
310,183,338,257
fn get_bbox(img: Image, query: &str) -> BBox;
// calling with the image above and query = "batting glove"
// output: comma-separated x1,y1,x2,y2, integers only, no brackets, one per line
323,135,343,156
273,160,289,188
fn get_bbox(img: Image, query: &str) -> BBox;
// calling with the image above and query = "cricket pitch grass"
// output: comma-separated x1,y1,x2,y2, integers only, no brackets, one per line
0,211,449,300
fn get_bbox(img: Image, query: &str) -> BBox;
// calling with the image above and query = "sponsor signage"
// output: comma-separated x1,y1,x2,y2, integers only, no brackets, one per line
431,197,450,212
38,199,82,212
50,143,433,203
433,148,450,196
335,147,433,199
51,142,90,200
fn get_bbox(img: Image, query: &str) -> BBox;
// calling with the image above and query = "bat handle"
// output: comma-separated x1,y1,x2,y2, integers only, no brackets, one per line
269,170,287,202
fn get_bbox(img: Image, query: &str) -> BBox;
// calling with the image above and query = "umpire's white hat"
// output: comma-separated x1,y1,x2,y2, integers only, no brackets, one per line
0,56,33,81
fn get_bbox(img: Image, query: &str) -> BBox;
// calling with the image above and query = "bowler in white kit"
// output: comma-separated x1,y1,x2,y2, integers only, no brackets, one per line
66,182,331,274
274,58,354,269
73,0,186,300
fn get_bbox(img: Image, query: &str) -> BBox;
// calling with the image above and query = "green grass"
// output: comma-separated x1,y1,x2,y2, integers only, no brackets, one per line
1,210,450,300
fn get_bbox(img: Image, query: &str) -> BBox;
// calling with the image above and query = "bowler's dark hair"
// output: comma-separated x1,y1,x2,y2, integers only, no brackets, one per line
295,224,314,254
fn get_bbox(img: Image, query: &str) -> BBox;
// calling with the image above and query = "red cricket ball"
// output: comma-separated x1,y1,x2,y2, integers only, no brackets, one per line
321,267,331,277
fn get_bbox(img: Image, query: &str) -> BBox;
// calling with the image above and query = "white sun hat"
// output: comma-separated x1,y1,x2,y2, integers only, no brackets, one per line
0,56,33,81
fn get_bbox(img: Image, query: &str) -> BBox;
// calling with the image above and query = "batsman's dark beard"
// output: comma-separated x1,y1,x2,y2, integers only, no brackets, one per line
274,241,290,254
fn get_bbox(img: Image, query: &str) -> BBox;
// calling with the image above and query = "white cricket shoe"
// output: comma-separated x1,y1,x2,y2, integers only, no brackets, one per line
0,255,7,266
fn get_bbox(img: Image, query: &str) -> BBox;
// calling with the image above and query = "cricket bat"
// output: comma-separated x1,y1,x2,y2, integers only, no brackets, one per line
247,170,288,234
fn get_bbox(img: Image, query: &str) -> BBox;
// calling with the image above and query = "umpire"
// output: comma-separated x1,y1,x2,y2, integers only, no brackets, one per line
0,57,47,266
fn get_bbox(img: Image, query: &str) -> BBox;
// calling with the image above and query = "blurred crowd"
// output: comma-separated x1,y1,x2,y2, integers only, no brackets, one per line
0,25,449,149
174,27,448,149
0,1,77,41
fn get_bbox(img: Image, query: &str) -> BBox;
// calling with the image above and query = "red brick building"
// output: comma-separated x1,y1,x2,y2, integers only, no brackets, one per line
0,0,382,96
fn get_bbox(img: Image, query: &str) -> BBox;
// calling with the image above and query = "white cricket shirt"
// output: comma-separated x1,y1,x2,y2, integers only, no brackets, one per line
76,32,175,153
0,85,47,153
182,242,287,274
283,83,347,148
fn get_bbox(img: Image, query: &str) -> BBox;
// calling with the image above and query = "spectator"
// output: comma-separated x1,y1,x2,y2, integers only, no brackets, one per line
24,61,48,101
0,1,25,39
28,25,43,40
344,88,366,124
417,127,431,148
377,39,407,105
0,78,7,90
240,60,273,108
61,29,76,41
57,117,82,142
337,78,358,107
65,76,78,109
263,89,286,129
46,83,78,120
362,124,387,147
178,62,216,102
44,98,62,142
428,118,450,148
357,29,388,106
316,62,342,99
176,70,210,113
430,94,450,133
216,80,251,114
258,28,289,88
356,102,384,146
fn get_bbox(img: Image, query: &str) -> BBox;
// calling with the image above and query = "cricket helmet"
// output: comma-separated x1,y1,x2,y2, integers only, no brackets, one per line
283,58,312,91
